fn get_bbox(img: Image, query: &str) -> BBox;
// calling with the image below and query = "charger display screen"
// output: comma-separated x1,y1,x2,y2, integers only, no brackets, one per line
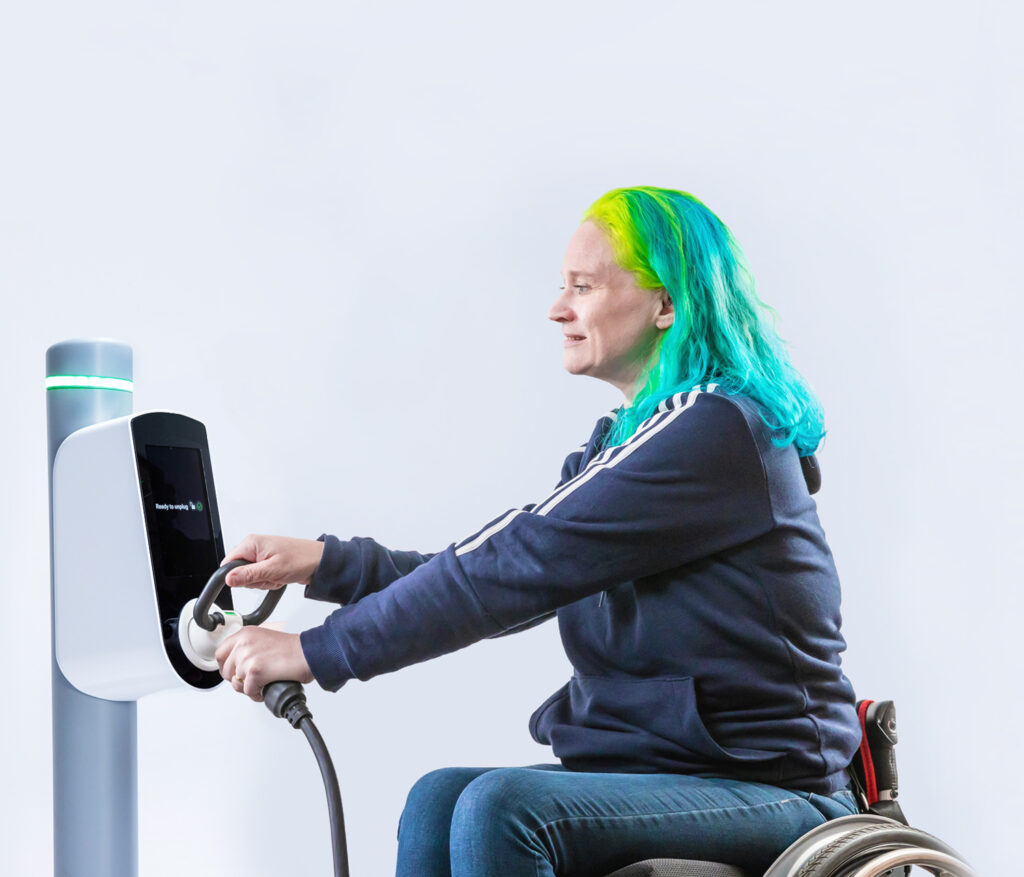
143,445,217,578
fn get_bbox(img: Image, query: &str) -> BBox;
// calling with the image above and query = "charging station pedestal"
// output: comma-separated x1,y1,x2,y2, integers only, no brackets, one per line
47,339,242,875
46,339,137,877
45,338,343,877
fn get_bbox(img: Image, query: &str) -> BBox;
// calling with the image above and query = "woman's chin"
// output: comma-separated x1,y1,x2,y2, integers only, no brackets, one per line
562,357,591,377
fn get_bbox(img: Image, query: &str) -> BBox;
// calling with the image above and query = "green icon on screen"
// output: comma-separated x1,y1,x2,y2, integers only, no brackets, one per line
196,502,204,512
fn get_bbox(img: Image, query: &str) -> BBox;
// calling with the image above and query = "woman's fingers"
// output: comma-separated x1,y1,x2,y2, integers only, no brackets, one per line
225,559,282,590
215,633,238,681
214,627,312,702
217,634,255,698
221,533,260,565
220,533,318,589
243,672,265,702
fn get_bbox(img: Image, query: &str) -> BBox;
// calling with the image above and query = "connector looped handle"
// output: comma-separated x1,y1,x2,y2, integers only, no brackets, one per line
193,559,286,631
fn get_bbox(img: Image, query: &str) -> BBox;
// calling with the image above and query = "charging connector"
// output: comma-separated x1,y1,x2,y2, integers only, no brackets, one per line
178,598,243,672
263,680,312,727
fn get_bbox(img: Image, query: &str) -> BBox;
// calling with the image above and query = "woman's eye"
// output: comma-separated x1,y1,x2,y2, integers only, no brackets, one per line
574,285,590,293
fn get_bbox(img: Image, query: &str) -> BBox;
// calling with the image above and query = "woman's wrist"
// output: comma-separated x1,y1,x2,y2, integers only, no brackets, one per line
300,537,326,585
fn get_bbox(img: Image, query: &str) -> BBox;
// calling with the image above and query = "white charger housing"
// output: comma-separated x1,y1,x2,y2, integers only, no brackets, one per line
52,411,231,701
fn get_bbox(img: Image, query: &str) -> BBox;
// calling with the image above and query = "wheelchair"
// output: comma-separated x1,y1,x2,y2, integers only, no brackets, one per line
602,701,976,877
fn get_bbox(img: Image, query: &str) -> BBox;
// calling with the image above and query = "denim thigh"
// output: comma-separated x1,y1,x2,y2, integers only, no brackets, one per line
398,765,856,877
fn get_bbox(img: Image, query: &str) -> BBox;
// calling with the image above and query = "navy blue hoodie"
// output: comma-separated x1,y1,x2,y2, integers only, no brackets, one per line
300,385,861,794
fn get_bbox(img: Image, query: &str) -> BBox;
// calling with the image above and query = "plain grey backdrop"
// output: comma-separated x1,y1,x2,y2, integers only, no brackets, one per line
2,2,1020,874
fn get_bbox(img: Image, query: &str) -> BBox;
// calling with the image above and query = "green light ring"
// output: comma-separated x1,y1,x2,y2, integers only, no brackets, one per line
45,375,134,392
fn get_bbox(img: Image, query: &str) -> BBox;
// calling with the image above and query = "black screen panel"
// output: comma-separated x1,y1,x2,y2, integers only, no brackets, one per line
143,445,216,578
133,412,228,689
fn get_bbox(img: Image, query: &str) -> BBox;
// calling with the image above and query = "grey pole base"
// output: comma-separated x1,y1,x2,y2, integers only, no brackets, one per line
47,339,137,877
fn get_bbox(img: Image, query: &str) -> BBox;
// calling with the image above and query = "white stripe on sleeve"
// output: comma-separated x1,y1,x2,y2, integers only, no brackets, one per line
454,389,704,556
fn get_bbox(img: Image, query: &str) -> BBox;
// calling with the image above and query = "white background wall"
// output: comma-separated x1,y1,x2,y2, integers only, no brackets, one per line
1,2,1020,875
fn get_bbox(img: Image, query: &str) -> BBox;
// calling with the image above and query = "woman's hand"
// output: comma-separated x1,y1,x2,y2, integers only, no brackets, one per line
221,534,325,590
214,627,315,702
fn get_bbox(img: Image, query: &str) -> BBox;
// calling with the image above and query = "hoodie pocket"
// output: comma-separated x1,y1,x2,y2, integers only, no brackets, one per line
572,674,727,760
529,682,570,743
564,674,788,775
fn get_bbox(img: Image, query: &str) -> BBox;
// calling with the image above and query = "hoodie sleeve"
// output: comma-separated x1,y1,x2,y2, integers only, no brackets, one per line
302,435,594,608
300,391,773,691
303,535,437,606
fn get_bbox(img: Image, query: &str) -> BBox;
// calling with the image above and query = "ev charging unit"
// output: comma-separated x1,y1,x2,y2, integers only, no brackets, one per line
45,338,291,877
53,410,233,699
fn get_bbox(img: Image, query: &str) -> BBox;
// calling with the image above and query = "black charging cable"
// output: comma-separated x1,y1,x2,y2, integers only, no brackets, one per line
263,681,349,877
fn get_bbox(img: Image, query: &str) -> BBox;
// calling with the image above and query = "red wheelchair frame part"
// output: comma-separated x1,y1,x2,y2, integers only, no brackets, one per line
856,699,879,805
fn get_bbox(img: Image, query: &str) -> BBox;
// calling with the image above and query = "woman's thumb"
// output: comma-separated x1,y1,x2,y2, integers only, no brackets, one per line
227,560,273,588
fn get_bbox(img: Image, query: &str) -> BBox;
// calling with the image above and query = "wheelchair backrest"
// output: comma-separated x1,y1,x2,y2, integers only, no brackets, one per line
850,699,908,825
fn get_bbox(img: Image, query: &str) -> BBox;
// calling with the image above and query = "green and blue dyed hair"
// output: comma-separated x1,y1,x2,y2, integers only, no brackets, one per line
583,186,825,456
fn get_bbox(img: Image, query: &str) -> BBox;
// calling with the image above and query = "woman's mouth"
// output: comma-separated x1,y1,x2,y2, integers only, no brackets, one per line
564,335,586,346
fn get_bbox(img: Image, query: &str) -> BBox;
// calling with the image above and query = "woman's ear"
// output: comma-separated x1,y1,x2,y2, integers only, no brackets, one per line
655,291,674,330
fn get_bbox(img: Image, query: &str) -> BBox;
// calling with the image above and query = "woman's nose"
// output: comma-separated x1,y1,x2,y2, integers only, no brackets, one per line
548,290,574,323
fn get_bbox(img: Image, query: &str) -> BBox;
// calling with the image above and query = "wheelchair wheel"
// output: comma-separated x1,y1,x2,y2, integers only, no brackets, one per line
763,815,974,877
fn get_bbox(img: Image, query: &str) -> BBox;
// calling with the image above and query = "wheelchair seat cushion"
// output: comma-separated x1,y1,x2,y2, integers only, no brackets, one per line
603,858,751,877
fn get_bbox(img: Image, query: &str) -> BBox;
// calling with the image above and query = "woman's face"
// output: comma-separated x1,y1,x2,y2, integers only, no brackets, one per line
550,221,673,404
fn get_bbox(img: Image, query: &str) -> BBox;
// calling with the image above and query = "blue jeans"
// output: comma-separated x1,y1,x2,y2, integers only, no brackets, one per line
396,764,858,877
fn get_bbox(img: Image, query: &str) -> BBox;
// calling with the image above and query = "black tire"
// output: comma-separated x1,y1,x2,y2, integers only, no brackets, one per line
795,822,968,877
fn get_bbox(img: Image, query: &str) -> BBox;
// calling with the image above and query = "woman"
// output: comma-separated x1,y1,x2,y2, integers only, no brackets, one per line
215,186,863,876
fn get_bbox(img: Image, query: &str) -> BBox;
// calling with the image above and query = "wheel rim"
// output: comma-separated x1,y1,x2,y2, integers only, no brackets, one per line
762,815,899,876
844,846,976,877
